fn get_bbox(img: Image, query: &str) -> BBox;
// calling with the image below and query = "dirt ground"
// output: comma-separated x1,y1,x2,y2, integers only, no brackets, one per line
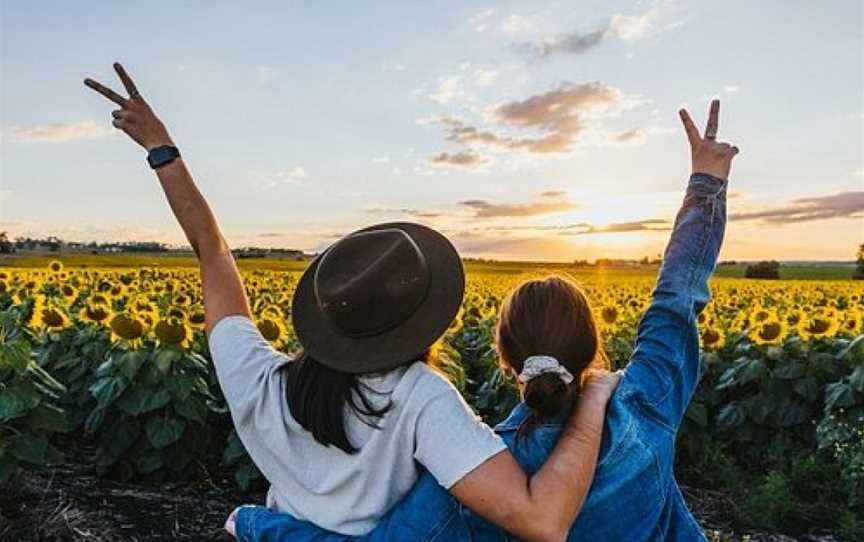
0,461,844,542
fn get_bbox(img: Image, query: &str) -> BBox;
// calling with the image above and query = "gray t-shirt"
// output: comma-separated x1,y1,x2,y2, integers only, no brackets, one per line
208,315,506,535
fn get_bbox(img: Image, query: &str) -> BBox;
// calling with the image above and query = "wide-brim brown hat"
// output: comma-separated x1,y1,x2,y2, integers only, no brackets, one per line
292,222,465,374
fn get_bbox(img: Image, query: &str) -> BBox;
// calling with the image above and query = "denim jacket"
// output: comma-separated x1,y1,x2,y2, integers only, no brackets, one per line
234,172,728,542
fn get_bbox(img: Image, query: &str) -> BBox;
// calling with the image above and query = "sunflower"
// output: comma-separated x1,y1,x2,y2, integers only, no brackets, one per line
89,293,112,307
259,304,282,320
79,301,112,325
154,316,192,348
188,306,206,327
29,296,71,331
173,291,192,307
48,260,63,273
109,311,147,346
701,326,726,350
600,306,619,326
838,310,862,337
797,308,840,342
167,306,187,321
256,316,288,348
784,308,804,328
109,283,127,298
749,317,786,346
60,283,78,300
748,306,772,327
130,295,156,315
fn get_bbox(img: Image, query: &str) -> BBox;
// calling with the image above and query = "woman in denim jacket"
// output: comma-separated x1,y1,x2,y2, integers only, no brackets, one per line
229,99,739,542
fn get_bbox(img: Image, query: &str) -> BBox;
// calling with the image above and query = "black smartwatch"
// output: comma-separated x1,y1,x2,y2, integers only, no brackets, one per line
147,145,181,169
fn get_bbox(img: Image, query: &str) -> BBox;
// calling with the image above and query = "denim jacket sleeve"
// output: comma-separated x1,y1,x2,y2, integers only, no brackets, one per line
621,172,727,432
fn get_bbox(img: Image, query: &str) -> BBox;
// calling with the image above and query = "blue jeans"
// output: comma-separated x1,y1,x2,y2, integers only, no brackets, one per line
235,172,728,542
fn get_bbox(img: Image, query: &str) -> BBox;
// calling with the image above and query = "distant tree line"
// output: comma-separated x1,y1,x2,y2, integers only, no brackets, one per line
745,260,781,279
0,233,171,254
0,232,307,258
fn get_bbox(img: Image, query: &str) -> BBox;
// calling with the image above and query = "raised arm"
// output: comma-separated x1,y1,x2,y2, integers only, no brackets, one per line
623,99,738,430
84,63,250,330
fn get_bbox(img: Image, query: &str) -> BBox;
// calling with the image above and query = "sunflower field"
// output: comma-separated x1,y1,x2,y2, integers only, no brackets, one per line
1,261,863,536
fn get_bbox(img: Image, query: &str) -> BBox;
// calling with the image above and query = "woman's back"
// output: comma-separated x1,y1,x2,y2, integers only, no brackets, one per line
209,315,506,535
480,382,701,541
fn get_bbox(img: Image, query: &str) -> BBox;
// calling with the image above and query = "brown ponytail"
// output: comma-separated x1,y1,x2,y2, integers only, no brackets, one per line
496,276,608,436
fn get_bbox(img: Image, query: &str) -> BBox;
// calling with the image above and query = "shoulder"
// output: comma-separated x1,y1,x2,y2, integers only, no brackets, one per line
399,362,461,401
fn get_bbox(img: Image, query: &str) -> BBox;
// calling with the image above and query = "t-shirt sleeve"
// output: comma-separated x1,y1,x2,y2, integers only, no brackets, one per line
207,315,292,425
413,379,508,489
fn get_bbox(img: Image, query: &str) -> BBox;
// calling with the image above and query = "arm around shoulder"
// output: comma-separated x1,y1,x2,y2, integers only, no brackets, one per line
447,371,620,542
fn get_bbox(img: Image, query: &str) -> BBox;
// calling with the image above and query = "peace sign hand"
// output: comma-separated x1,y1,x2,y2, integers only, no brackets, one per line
84,62,174,151
679,99,739,181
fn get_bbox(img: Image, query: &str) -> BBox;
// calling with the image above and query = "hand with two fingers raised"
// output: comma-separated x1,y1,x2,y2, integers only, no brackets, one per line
679,99,739,181
84,62,174,151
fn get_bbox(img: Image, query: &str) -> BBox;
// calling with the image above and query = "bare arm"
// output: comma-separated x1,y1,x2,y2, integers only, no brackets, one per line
84,63,250,330
449,371,619,542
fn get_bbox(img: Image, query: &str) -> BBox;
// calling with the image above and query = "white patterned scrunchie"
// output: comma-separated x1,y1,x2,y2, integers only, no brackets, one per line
517,355,575,385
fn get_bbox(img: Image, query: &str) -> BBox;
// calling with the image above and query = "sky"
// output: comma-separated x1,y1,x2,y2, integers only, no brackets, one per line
1,0,862,262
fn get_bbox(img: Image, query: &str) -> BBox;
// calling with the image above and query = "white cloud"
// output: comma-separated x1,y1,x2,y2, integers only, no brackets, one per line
11,120,114,143
472,68,499,87
258,166,307,189
500,14,538,35
469,8,496,32
427,75,470,105
723,85,740,93
607,10,657,40
514,6,661,60
372,156,391,163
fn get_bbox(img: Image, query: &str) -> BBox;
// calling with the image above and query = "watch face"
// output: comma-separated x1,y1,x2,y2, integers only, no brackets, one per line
148,146,180,168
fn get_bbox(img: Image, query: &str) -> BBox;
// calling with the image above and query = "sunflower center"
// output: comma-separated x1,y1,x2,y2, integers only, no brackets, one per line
702,328,721,344
110,314,145,340
155,318,188,345
257,319,282,342
43,308,66,328
84,305,110,322
759,322,782,341
808,318,830,334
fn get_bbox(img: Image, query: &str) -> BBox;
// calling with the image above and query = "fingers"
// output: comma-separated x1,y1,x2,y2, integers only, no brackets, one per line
84,78,127,107
111,109,133,129
704,99,720,140
113,62,140,99
678,108,701,149
714,141,740,156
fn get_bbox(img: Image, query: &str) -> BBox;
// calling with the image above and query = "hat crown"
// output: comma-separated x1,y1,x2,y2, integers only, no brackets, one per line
313,228,431,338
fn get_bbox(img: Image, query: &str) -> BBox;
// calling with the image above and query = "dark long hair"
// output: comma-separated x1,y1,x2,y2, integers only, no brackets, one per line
496,276,609,437
283,348,432,454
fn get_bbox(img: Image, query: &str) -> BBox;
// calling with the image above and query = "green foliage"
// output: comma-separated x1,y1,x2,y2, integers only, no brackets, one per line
81,346,215,480
222,429,263,491
0,307,68,481
743,471,794,528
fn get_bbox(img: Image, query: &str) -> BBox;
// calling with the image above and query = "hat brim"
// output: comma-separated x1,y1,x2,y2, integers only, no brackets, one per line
291,222,465,374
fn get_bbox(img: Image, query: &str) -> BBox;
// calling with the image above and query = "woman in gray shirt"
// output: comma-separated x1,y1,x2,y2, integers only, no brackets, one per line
84,62,619,542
